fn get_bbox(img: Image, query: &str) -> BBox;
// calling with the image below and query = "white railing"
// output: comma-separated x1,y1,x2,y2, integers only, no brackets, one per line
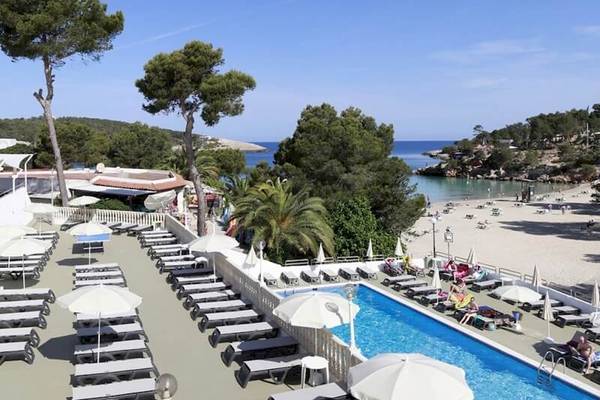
215,252,363,381
52,207,166,227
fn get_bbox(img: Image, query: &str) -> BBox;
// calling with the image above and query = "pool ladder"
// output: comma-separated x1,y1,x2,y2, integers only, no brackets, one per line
537,351,566,385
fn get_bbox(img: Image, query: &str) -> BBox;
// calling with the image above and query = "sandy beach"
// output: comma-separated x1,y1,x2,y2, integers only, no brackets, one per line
407,183,600,288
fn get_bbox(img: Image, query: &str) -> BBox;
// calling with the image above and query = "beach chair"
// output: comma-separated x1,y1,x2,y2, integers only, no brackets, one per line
235,354,304,388
0,288,55,303
300,269,320,283
128,224,154,235
75,277,126,288
149,246,189,259
0,266,41,280
99,221,122,229
339,266,360,281
176,281,230,299
74,339,150,364
141,236,177,247
77,322,146,343
470,279,502,292
268,383,348,400
0,311,47,329
554,313,592,328
392,279,427,291
171,274,220,290
0,299,50,315
183,289,239,309
539,305,580,318
585,327,600,343
167,267,212,283
139,229,169,237
221,336,298,367
418,292,448,306
198,309,263,332
209,321,278,347
0,341,34,365
139,232,174,244
156,254,196,267
190,299,252,320
73,358,158,386
76,311,139,328
357,264,378,280
75,270,123,280
159,258,207,274
405,286,438,298
281,271,300,286
74,263,120,273
112,223,138,234
521,298,562,312
71,378,156,400
547,345,600,373
321,267,340,282
263,272,278,287
382,275,414,286
0,327,40,347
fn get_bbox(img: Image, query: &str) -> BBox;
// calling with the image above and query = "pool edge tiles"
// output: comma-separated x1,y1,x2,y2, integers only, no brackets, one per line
275,283,600,399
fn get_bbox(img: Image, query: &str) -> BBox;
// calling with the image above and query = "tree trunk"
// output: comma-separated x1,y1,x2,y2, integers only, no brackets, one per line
34,58,69,206
183,113,207,236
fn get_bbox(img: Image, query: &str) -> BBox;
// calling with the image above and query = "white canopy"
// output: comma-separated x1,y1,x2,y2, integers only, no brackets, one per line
144,190,176,211
69,196,100,207
491,285,541,303
0,238,51,257
0,225,37,243
69,222,112,237
0,153,32,170
348,353,473,400
189,233,239,253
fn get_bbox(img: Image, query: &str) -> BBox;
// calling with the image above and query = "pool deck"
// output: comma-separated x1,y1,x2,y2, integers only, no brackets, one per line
0,227,298,400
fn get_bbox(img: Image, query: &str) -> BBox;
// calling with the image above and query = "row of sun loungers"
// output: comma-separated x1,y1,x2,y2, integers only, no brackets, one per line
264,264,379,288
0,287,54,365
0,235,57,282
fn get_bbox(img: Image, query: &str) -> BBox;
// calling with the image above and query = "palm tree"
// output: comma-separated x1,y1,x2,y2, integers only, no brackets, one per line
233,178,333,263
224,175,250,204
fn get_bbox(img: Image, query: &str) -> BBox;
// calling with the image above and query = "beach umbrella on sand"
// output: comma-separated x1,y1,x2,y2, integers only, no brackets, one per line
592,281,600,311
0,238,51,289
466,248,476,266
366,239,374,260
242,246,258,269
58,286,141,363
531,265,541,292
542,291,554,341
394,237,404,258
491,285,541,304
273,292,359,354
347,353,474,400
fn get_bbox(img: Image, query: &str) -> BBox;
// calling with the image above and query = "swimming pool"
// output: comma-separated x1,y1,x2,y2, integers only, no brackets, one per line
279,284,599,400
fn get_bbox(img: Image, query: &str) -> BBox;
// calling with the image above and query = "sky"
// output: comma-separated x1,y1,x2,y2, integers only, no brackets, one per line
1,0,600,141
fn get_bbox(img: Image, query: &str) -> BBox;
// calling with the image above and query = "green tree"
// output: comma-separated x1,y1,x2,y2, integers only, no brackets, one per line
199,148,245,176
0,0,124,205
485,147,513,170
35,122,109,168
232,178,333,263
136,41,255,235
580,164,597,180
109,123,171,169
90,198,129,211
456,139,474,155
330,197,395,257
224,175,250,204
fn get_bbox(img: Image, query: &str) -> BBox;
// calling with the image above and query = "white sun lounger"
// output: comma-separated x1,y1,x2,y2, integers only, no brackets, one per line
141,237,177,247
77,322,146,343
281,271,299,286
198,309,262,332
99,221,122,229
167,267,212,283
156,254,196,265
268,383,348,400
75,277,126,288
0,327,40,347
74,339,150,363
0,266,40,279
339,266,360,281
521,298,562,312
0,288,55,303
471,279,502,292
357,265,378,279
190,299,252,320
0,341,34,365
0,299,50,315
171,274,219,289
382,275,415,286
235,354,304,388
393,279,427,290
209,321,278,347
300,269,320,283
176,281,230,299
0,311,47,329
139,232,173,242
128,224,154,235
71,378,156,400
112,223,138,233
75,270,123,280
159,259,205,274
73,358,158,386
0,259,41,268
183,289,239,309
321,267,340,282
263,272,278,286
221,336,299,367
74,263,120,273
139,229,169,237
149,246,189,258
555,313,591,328
406,286,438,298
76,311,139,327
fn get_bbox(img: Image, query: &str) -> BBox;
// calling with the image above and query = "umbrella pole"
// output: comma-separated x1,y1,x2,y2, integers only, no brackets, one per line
314,327,317,355
212,253,216,283
88,244,91,265
97,312,101,364
22,255,25,289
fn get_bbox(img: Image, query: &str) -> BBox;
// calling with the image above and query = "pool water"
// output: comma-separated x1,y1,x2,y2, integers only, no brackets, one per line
279,285,597,400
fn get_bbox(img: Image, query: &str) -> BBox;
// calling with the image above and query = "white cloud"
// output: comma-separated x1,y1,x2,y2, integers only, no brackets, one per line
431,39,545,64
116,22,214,50
463,77,507,89
574,25,600,36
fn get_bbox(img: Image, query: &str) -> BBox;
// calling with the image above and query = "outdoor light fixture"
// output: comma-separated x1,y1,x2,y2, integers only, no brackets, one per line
155,373,178,399
258,240,266,286
444,227,454,259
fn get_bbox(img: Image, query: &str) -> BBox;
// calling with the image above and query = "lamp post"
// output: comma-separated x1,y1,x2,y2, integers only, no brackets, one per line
258,240,265,286
443,227,454,260
343,284,358,352
155,373,178,400
430,217,438,258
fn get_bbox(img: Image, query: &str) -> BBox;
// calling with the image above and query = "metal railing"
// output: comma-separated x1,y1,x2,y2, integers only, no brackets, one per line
52,207,166,227
215,252,363,381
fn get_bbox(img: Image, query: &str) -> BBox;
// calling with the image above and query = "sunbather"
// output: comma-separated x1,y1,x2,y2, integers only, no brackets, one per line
568,336,596,374
459,298,479,325
449,279,467,302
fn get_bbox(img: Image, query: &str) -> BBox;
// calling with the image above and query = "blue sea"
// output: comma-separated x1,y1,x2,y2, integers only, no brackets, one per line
245,141,566,202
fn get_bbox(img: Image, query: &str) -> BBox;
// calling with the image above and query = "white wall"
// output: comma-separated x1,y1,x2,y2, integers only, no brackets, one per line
0,187,34,226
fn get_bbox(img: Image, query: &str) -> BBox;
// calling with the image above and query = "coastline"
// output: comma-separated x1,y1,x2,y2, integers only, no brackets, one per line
406,182,598,286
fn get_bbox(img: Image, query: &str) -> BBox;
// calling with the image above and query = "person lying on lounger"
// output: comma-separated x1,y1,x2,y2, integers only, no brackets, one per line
459,298,479,325
568,336,596,374
449,279,467,302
